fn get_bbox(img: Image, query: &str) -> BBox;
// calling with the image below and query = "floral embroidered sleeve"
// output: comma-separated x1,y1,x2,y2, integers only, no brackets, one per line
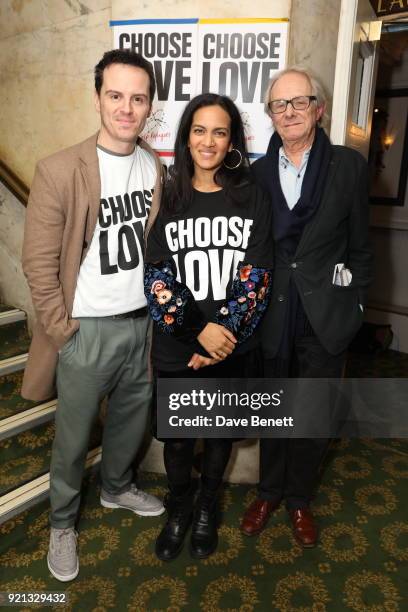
215,262,272,344
144,260,206,342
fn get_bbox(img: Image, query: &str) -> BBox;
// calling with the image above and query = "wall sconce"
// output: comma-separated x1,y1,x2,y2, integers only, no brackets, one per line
383,132,396,149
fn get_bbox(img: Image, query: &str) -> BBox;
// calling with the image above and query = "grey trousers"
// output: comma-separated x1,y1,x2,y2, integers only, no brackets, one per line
50,315,152,528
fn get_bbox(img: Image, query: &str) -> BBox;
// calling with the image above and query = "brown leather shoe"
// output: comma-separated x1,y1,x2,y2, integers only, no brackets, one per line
240,499,280,536
288,508,318,547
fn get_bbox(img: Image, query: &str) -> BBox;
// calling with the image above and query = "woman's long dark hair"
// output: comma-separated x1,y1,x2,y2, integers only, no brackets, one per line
164,93,251,213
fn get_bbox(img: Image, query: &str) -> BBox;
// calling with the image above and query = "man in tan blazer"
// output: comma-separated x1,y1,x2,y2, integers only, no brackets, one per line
22,49,165,582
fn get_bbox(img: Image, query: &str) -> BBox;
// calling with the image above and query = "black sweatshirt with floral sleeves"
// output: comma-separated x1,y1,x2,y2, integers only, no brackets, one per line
144,184,274,371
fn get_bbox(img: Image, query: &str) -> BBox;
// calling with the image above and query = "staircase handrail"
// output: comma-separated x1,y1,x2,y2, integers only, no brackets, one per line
0,159,29,207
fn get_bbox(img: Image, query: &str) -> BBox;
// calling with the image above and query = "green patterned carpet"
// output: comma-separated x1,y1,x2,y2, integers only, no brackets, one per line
0,307,407,610
0,438,407,611
0,320,30,360
0,370,38,418
0,304,14,313
0,420,103,496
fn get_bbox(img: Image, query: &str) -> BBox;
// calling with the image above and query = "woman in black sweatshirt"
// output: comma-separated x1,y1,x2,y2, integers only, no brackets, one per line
144,93,273,561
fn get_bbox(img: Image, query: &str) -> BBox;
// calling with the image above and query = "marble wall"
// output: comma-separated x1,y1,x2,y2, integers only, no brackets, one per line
0,0,111,185
112,0,289,21
289,0,341,128
0,182,33,321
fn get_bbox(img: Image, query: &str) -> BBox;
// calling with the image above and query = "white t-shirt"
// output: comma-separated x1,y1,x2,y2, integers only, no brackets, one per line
72,145,156,317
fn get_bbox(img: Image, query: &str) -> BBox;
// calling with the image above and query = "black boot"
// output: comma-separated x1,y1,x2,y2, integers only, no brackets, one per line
155,491,194,561
190,488,218,559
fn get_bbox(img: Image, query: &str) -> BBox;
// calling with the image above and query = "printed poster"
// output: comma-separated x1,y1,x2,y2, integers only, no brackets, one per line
111,18,288,161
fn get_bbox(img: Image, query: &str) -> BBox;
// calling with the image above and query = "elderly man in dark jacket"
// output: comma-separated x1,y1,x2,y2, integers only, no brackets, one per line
240,67,373,546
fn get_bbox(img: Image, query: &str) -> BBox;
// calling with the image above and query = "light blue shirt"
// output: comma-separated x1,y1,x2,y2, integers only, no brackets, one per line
278,147,311,210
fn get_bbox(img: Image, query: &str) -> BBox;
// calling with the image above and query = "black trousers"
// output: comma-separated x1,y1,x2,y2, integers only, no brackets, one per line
259,334,346,509
156,352,256,495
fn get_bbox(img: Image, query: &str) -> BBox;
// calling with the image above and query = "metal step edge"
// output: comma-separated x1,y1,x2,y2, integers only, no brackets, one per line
0,399,57,441
0,353,28,375
0,309,26,325
0,447,102,525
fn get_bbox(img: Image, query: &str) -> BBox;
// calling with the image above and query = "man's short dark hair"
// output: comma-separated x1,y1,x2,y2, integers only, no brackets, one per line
94,49,156,103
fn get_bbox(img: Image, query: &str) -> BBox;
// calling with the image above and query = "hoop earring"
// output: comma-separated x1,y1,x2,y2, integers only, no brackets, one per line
223,148,242,170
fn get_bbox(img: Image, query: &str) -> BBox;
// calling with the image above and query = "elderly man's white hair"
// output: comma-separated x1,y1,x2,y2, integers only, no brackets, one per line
264,66,329,126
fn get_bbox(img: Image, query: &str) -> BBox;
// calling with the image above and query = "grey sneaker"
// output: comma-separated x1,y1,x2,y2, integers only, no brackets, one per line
47,527,79,582
100,483,164,516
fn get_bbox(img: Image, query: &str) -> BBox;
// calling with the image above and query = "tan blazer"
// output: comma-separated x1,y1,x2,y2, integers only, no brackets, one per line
21,133,163,401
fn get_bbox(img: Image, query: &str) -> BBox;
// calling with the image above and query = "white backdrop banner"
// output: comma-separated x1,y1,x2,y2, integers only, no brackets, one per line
111,18,288,162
